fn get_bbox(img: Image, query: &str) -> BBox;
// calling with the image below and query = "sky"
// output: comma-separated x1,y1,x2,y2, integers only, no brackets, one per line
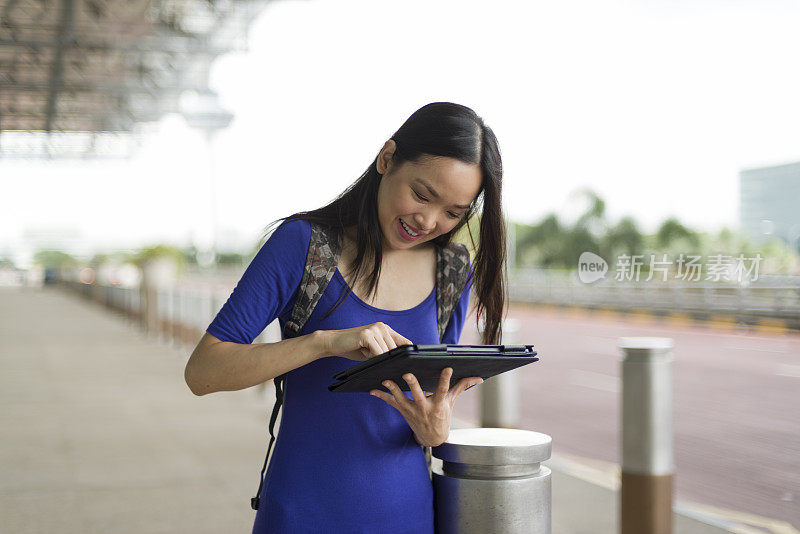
2,0,800,264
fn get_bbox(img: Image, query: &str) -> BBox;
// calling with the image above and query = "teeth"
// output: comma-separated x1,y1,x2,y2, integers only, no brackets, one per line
401,219,419,236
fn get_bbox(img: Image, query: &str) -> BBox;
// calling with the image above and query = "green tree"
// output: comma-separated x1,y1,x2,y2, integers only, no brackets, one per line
515,214,565,267
33,250,78,268
656,218,700,249
573,188,607,233
132,245,186,268
89,251,138,267
182,245,199,266
602,217,644,258
216,252,245,265
559,226,600,267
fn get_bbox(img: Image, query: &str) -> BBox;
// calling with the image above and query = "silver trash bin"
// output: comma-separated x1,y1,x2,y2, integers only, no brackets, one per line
431,428,552,534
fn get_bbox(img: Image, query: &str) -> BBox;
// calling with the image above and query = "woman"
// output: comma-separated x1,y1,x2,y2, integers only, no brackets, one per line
184,102,507,533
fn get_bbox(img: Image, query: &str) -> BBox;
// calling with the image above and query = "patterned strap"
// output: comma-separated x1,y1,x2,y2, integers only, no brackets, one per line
283,223,342,338
435,242,471,341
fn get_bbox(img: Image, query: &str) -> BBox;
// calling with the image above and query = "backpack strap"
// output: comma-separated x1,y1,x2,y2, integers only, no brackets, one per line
251,222,341,510
435,242,472,341
284,223,343,337
424,241,471,479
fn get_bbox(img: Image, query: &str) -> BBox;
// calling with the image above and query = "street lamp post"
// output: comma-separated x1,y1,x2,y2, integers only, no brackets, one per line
180,89,234,269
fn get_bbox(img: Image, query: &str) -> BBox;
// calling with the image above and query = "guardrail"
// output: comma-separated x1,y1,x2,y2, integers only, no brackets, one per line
58,277,280,352
55,265,800,342
510,269,800,330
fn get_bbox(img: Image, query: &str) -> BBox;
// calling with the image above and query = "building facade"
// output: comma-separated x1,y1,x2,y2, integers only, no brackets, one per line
739,161,800,252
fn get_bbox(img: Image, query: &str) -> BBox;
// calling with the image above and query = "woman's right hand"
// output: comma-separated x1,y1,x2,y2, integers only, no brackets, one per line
321,322,413,361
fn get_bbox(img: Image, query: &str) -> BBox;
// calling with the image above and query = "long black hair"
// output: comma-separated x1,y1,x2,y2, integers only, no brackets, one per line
261,102,506,344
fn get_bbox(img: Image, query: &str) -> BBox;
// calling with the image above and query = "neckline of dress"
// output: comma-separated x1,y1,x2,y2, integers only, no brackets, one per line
332,268,436,315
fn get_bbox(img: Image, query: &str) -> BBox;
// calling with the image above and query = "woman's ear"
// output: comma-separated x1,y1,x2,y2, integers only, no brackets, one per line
376,140,396,175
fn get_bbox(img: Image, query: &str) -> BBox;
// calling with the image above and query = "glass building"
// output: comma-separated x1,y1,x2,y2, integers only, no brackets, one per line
739,161,800,253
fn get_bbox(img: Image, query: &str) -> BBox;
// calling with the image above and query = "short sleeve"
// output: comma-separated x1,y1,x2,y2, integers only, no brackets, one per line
441,263,473,345
206,219,311,344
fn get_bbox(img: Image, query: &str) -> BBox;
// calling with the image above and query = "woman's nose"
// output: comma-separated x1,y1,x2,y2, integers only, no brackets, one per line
413,212,437,233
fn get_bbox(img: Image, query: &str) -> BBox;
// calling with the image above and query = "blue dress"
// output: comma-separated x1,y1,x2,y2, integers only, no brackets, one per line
205,219,472,534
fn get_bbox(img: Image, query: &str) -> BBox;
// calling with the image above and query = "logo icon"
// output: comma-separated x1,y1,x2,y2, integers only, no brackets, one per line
578,252,608,284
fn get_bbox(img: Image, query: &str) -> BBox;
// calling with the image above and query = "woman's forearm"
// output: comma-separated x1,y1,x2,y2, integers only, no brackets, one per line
185,330,331,396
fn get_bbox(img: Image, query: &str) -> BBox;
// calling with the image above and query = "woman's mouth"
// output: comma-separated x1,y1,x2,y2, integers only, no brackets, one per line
398,218,422,241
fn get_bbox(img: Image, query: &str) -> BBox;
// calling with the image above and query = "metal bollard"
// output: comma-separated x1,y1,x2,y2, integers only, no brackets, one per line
619,337,674,534
480,318,521,428
432,428,551,534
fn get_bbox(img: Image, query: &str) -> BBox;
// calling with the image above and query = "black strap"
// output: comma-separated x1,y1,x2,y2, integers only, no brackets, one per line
252,223,341,510
251,372,285,510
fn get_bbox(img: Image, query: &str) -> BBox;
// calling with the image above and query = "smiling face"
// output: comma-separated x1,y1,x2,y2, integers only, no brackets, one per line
375,140,483,251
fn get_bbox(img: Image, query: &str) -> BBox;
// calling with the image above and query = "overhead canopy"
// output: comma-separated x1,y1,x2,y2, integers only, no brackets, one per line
0,0,271,157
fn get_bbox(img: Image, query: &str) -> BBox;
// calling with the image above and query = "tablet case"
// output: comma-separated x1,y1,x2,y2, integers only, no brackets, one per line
328,344,538,393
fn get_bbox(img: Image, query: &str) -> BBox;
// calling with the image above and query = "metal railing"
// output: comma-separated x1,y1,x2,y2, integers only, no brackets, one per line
59,277,280,352
56,265,800,351
510,268,800,327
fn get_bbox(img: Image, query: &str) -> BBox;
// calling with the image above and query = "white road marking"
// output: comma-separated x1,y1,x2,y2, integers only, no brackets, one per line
727,345,788,353
776,365,800,378
547,452,800,534
578,346,621,357
568,369,620,393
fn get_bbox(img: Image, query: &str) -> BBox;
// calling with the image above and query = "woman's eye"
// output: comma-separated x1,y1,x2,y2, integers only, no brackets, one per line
447,211,460,219
413,190,428,202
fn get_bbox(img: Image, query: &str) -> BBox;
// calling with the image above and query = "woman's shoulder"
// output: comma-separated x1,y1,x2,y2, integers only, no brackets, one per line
262,217,312,249
250,218,314,271
274,216,312,235
263,217,347,265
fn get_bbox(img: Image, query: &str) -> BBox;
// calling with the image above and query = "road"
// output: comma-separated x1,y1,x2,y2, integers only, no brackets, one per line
455,304,800,529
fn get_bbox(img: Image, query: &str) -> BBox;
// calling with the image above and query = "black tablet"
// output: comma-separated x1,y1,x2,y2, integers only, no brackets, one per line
327,344,538,393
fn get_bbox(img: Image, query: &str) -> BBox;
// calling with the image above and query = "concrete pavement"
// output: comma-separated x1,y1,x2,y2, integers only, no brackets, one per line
0,286,731,533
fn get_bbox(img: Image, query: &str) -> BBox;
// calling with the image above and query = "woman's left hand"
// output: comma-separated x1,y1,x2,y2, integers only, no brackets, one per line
369,368,483,447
